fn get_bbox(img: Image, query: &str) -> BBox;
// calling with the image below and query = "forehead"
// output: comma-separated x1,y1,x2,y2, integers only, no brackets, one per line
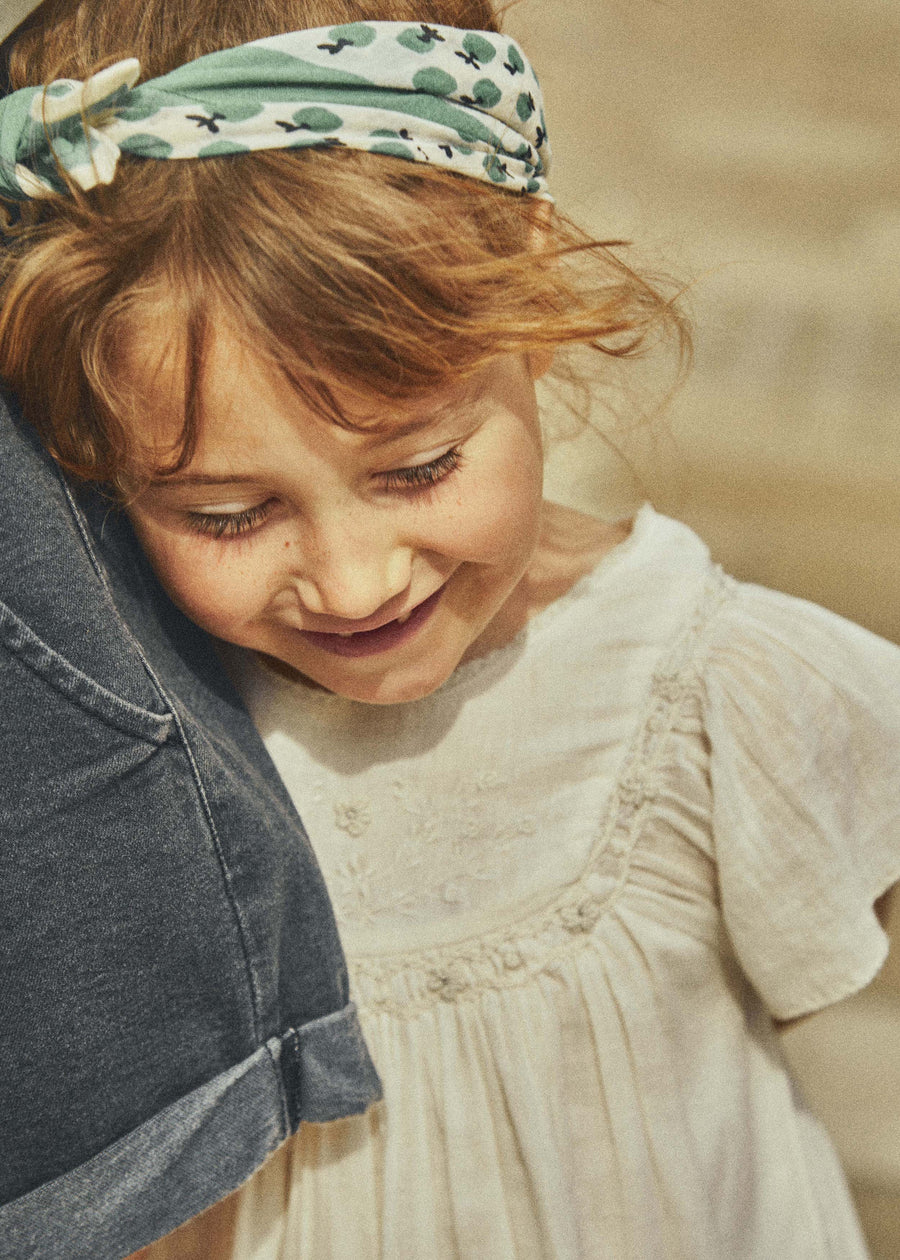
127,317,490,479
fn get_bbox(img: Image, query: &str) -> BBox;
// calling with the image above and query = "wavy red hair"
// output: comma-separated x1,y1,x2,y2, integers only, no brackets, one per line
0,0,688,491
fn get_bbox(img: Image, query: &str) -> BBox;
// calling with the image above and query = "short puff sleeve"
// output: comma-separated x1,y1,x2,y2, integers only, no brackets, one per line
701,584,900,1021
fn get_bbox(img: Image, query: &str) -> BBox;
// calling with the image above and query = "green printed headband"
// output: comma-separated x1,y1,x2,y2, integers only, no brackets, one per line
0,21,551,201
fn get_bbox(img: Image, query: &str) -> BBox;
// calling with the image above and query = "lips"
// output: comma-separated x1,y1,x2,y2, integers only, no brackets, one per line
300,586,444,658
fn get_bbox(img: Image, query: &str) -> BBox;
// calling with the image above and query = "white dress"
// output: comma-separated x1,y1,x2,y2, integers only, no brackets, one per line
224,505,900,1259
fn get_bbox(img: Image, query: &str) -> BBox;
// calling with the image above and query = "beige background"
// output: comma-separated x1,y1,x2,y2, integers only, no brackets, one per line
505,0,899,1253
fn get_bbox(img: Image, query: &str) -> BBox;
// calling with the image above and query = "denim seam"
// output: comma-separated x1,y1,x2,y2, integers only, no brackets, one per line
280,1028,304,1132
0,599,173,742
59,476,265,1047
264,1035,292,1139
297,1000,360,1033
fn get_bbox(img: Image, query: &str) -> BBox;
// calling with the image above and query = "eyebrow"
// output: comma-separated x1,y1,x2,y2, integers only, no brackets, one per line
149,472,260,488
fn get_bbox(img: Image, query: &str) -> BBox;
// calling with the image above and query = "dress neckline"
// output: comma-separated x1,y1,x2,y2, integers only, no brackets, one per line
438,502,656,693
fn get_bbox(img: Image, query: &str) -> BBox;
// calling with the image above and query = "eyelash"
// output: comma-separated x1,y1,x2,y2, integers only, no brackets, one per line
380,446,463,492
185,446,464,540
186,500,273,540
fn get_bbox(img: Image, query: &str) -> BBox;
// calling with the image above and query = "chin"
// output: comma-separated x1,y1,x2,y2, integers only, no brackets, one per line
326,669,452,706
304,647,464,705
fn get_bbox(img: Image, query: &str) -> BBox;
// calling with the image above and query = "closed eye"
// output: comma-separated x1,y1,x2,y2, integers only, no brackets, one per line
185,500,273,540
380,446,463,493
182,446,463,539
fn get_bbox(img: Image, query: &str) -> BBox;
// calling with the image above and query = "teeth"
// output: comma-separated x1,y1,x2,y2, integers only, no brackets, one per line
329,607,414,636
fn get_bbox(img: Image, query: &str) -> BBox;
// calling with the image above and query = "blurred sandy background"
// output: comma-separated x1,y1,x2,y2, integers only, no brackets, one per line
504,0,899,1252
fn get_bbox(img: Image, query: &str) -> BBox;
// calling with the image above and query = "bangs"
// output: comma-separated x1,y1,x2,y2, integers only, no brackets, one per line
2,145,686,491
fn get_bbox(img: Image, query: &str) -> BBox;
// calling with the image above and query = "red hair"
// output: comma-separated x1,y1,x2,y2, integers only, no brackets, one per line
0,0,687,490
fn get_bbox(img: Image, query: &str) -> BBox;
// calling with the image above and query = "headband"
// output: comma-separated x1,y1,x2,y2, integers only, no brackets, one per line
0,22,551,202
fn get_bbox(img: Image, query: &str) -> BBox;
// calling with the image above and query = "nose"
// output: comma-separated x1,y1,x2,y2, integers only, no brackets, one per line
289,512,414,622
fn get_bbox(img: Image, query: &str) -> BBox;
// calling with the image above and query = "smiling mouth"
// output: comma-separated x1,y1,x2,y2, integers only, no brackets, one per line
300,587,444,658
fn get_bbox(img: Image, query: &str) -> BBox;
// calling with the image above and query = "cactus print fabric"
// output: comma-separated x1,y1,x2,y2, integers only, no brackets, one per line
0,22,551,201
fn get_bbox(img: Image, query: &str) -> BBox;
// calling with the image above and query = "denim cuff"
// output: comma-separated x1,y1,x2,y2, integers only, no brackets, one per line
0,1003,382,1260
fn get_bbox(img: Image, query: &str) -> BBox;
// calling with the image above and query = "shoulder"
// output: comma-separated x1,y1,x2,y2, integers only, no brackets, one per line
697,578,900,818
694,579,900,1020
521,500,717,620
700,579,900,706
485,502,719,657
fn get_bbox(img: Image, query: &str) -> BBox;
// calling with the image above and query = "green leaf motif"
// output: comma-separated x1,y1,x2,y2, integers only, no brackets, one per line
471,79,502,109
198,139,250,156
162,46,372,91
397,28,435,53
120,133,174,158
116,97,164,123
516,92,534,121
411,68,458,97
290,107,342,131
327,23,376,47
52,135,91,165
369,140,416,161
462,33,497,65
506,45,525,74
483,153,508,183
212,96,265,123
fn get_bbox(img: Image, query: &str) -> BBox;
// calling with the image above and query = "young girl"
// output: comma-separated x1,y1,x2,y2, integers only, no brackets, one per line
2,1,899,1256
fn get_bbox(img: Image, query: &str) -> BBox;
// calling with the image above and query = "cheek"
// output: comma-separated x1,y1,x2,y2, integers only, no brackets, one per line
131,522,267,635
452,441,542,563
172,565,254,635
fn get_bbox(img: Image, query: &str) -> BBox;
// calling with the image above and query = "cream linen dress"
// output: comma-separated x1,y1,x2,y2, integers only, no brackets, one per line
221,505,900,1259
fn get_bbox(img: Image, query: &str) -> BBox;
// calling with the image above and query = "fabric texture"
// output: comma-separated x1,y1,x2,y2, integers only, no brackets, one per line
0,0,43,43
220,503,900,1258
0,23,550,200
0,389,381,1260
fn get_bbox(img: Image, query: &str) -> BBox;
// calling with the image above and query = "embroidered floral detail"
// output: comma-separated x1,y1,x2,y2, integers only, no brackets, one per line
334,800,372,837
325,770,540,928
615,776,646,823
331,851,424,925
498,944,524,970
426,965,469,1000
651,671,689,706
331,853,377,919
559,896,603,933
341,569,734,1016
606,834,630,859
583,872,617,899
618,775,645,804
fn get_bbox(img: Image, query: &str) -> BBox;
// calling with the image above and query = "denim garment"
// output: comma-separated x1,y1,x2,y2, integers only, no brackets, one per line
0,391,382,1259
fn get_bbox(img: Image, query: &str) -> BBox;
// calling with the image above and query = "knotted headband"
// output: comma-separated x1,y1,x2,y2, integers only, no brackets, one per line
0,21,551,201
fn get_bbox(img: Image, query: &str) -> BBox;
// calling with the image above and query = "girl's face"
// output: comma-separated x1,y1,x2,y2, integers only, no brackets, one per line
126,330,546,704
